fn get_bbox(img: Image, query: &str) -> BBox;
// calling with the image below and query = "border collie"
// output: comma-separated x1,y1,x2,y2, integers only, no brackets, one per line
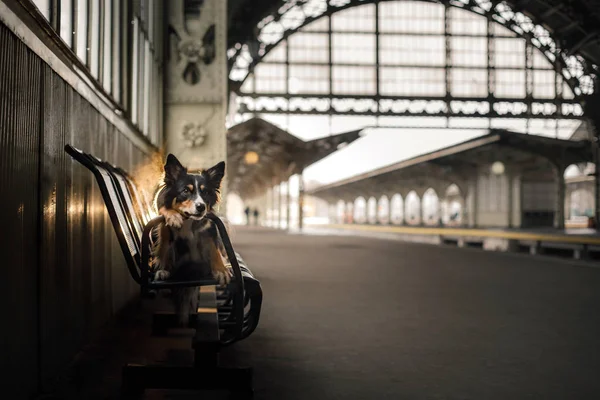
152,154,231,324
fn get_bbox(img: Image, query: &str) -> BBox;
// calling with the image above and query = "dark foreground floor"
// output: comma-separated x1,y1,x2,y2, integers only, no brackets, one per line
40,227,600,400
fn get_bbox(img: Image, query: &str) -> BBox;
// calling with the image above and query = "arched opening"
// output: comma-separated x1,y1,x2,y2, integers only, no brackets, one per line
354,196,367,224
422,188,440,226
367,196,378,224
346,201,354,223
390,194,404,225
405,191,421,225
378,195,390,224
564,163,596,227
442,184,464,226
564,164,582,179
564,162,595,180
569,189,594,218
336,199,346,224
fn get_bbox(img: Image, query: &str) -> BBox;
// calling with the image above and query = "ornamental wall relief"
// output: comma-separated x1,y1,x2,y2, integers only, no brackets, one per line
167,0,225,103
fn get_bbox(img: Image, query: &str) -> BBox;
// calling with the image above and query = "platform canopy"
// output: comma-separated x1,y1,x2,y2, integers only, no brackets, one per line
307,129,595,201
227,117,362,199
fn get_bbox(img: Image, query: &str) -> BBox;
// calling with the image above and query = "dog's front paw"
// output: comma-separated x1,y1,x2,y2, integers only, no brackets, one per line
212,269,232,286
163,210,183,228
154,270,171,281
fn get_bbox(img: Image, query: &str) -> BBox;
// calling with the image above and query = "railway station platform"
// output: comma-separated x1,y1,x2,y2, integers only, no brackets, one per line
36,226,600,399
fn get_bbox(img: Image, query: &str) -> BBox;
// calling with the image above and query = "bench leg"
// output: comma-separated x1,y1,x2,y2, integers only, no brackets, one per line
124,285,253,396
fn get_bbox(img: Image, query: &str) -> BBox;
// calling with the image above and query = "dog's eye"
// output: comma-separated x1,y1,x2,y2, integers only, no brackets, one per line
182,188,191,195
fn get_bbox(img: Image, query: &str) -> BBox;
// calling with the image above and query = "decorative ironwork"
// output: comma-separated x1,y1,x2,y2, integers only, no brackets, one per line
227,0,597,125
236,95,584,119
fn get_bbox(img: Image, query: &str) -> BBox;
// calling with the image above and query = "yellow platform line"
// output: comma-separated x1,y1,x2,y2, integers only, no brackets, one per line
324,224,600,246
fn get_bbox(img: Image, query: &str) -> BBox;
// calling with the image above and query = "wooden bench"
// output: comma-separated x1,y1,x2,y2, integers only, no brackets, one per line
65,144,262,399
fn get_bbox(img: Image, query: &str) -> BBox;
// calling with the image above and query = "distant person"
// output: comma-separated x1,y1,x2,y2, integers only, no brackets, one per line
253,209,260,226
244,206,251,225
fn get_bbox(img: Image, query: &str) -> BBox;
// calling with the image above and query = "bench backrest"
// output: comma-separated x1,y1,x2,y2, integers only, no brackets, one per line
102,163,147,244
112,165,155,225
65,145,144,283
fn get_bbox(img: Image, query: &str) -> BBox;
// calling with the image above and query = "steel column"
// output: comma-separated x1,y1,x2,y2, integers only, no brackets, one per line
595,142,600,228
286,179,291,230
298,170,305,230
278,181,283,229
556,177,566,230
270,184,276,227
507,172,514,228
555,165,566,229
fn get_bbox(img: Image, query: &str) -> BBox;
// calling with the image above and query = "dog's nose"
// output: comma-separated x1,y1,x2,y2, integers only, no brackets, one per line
196,203,206,214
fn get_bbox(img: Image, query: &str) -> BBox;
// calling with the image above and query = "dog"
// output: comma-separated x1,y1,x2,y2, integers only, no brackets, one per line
152,153,231,324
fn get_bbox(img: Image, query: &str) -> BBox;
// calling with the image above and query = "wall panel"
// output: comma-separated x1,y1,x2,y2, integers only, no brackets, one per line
0,21,42,399
0,21,151,398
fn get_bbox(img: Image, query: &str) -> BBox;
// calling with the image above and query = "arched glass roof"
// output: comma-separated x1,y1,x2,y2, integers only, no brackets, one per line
227,0,595,139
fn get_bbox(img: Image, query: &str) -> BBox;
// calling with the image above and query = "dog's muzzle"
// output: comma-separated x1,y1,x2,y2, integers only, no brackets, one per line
182,204,206,220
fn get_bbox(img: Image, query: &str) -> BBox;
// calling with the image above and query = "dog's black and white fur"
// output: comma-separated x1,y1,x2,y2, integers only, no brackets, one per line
152,154,231,324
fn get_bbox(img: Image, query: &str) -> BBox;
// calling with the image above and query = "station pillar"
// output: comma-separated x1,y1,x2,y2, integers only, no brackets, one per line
164,1,228,210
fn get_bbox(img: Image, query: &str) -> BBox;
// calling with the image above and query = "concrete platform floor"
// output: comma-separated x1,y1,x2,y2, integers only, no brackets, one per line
39,226,600,399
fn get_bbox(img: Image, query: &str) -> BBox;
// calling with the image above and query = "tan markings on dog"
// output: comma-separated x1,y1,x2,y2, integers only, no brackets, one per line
187,184,193,191
180,199,193,208
209,240,228,276
200,184,205,191
176,198,195,214
159,205,183,227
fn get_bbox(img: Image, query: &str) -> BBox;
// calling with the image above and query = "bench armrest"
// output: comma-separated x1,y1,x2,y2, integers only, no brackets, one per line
206,213,246,338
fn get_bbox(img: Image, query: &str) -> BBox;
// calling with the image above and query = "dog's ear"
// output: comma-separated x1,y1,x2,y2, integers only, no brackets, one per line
205,161,225,188
164,154,186,183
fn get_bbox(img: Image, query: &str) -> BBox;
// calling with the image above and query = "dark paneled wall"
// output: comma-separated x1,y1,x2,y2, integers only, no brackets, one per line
0,17,41,400
0,22,149,398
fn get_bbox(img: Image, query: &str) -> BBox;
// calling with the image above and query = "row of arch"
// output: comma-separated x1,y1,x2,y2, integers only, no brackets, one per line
331,185,464,226
328,174,597,226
